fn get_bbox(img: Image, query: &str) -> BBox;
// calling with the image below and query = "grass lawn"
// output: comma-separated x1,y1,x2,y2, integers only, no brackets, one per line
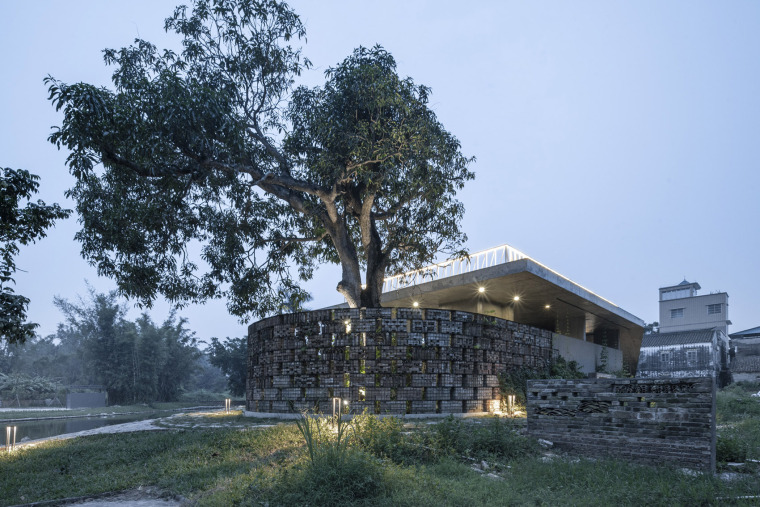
0,387,759,506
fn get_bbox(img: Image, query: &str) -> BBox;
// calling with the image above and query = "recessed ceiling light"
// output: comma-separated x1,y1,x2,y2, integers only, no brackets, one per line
412,301,420,308
478,287,486,293
513,295,520,301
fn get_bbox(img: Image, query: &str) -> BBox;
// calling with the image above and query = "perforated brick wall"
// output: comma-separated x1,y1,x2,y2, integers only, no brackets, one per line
527,377,716,472
247,308,553,415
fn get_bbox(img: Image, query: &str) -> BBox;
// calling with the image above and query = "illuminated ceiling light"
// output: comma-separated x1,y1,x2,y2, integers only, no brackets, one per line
361,284,367,290
478,287,486,293
545,304,551,309
412,301,420,308
513,295,520,301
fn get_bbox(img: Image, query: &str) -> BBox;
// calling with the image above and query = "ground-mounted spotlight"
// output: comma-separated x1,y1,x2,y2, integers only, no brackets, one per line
5,426,16,453
331,397,342,419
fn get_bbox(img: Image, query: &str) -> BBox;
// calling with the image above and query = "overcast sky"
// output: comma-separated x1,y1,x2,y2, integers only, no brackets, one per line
2,0,759,345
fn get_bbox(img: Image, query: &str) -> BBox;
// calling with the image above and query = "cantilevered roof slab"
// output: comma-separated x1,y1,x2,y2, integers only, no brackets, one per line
379,244,645,368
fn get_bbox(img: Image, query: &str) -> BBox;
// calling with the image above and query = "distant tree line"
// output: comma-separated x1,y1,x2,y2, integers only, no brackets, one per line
0,289,247,405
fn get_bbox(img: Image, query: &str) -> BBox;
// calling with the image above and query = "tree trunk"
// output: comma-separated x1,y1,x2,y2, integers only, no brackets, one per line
359,216,386,308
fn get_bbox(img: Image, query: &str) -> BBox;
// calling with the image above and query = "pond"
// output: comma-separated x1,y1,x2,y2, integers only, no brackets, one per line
2,412,164,444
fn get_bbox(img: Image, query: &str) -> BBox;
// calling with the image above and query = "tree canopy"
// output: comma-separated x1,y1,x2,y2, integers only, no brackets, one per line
53,289,200,404
47,0,473,319
1,167,70,344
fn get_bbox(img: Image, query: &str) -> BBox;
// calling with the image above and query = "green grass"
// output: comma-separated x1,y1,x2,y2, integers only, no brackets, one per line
1,389,760,506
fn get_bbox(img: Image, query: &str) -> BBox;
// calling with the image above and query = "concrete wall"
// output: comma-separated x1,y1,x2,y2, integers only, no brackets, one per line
66,392,106,409
247,308,553,415
527,377,716,472
660,293,729,334
552,333,623,374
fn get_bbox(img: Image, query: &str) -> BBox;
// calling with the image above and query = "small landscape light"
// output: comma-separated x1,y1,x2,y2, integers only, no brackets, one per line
225,398,231,414
331,397,342,419
6,426,16,453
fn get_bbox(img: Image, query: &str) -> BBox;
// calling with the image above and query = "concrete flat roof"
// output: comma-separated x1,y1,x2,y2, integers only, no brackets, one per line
380,257,645,334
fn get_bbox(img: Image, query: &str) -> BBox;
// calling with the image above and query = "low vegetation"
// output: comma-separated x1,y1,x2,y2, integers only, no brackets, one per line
716,381,760,470
2,395,760,506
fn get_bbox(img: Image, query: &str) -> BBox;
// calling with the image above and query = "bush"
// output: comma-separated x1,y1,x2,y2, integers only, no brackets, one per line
178,389,237,404
352,411,429,464
285,411,385,504
717,434,748,463
425,416,538,461
717,382,760,423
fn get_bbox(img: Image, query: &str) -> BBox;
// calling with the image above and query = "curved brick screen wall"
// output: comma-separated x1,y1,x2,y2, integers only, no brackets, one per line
247,308,553,415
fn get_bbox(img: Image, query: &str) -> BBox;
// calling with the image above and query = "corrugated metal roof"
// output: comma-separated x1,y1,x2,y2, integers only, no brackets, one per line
730,326,760,339
731,356,760,373
641,329,715,348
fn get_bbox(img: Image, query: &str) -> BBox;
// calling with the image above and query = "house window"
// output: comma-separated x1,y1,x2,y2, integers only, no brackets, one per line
670,308,684,319
707,304,722,315
660,351,671,363
686,349,697,365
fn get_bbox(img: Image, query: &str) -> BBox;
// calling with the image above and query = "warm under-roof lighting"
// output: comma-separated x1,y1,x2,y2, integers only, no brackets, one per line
545,304,551,309
478,287,486,293
513,295,520,301
412,301,420,308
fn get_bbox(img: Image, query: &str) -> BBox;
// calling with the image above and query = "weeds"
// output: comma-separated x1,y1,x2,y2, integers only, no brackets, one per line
288,410,384,504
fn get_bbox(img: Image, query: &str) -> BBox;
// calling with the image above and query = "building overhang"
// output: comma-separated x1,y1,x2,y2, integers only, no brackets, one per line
380,257,645,336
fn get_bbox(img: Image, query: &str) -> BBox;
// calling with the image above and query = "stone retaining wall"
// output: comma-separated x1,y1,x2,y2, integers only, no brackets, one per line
247,308,553,415
526,377,716,472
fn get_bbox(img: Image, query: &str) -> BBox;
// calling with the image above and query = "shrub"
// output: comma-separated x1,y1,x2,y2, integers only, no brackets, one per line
425,416,538,461
286,411,384,504
352,411,429,464
716,434,747,463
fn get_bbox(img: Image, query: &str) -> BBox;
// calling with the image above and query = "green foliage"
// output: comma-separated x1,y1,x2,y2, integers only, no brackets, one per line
716,383,760,468
1,167,70,344
425,416,538,462
185,354,229,394
716,381,760,423
289,411,384,504
3,415,758,506
207,336,247,396
46,0,473,314
351,411,426,464
50,289,199,404
716,433,748,463
500,356,585,407
0,373,64,405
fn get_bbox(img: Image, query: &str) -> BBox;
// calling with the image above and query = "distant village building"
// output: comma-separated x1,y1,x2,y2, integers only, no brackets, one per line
729,326,760,383
636,280,731,386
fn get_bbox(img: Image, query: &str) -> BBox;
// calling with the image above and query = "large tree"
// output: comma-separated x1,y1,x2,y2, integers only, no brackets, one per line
47,0,473,319
1,168,70,344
